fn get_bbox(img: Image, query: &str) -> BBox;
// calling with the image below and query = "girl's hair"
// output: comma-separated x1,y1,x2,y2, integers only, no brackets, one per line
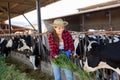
52,29,59,46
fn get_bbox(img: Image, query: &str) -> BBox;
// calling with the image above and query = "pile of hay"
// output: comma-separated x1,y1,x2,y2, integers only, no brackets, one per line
4,57,54,80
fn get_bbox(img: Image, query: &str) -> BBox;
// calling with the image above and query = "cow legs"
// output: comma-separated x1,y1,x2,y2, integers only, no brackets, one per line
29,55,39,70
1,51,11,58
110,71,118,80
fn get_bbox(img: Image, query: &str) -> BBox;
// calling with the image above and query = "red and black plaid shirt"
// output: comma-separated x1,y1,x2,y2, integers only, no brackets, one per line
48,30,74,59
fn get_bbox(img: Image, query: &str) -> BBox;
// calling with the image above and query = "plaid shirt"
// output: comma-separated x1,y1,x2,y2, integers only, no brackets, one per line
48,30,74,59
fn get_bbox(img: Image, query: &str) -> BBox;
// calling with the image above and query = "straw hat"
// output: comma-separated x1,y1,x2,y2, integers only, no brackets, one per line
51,18,68,27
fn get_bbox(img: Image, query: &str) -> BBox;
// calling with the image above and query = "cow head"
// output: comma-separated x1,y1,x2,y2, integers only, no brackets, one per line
83,41,101,71
17,39,32,52
76,35,98,59
0,37,16,57
11,37,21,50
17,39,32,58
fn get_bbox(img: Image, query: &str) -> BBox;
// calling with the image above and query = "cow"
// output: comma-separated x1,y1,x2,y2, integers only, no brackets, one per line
83,40,120,75
17,35,34,52
0,37,20,57
0,38,13,57
10,37,21,50
29,39,50,70
17,39,32,52
29,42,40,70
0,35,50,70
74,34,120,79
15,36,50,70
12,35,36,58
7,36,38,70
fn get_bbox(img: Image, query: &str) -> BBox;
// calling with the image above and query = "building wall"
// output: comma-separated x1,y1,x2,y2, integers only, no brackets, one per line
111,7,120,30
84,10,110,31
83,7,120,31
44,7,120,32
63,15,81,31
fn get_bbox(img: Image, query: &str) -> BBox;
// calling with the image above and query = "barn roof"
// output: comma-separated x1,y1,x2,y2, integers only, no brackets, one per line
0,0,60,22
44,0,120,20
77,2,120,14
77,0,119,11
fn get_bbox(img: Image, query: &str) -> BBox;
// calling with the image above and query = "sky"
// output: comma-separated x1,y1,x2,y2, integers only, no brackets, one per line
5,0,112,29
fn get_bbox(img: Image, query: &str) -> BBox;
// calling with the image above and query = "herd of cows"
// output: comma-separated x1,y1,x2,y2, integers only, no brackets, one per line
0,33,120,79
0,35,50,70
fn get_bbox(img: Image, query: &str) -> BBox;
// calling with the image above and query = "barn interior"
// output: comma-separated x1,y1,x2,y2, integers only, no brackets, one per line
0,0,120,80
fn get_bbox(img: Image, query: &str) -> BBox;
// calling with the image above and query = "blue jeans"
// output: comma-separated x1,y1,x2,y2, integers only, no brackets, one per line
52,63,74,80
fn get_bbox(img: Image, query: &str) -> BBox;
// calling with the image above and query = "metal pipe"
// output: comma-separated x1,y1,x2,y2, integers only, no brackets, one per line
22,14,36,31
36,0,42,33
7,2,12,34
36,0,42,69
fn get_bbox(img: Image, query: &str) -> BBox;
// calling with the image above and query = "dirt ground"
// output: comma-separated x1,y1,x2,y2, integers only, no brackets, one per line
5,57,54,80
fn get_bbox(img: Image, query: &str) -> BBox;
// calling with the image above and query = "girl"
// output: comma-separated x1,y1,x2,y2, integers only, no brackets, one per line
48,18,74,80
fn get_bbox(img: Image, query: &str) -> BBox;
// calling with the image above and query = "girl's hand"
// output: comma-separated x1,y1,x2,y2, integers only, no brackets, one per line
65,50,71,58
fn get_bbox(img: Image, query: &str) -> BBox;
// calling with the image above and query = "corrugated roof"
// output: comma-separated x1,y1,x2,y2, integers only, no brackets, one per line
0,0,60,22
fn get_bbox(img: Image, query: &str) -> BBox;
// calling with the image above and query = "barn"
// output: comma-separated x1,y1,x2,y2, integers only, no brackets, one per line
0,0,120,80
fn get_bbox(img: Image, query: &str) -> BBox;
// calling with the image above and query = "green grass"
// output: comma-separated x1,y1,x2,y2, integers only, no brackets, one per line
52,53,98,80
0,58,34,80
4,57,54,80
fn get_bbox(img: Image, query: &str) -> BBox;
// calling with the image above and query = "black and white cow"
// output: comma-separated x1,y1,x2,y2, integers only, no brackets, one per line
84,40,120,75
29,39,50,70
15,36,50,70
9,36,39,70
0,35,50,70
17,35,34,54
17,39,32,52
0,37,21,57
75,34,120,75
0,38,13,57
